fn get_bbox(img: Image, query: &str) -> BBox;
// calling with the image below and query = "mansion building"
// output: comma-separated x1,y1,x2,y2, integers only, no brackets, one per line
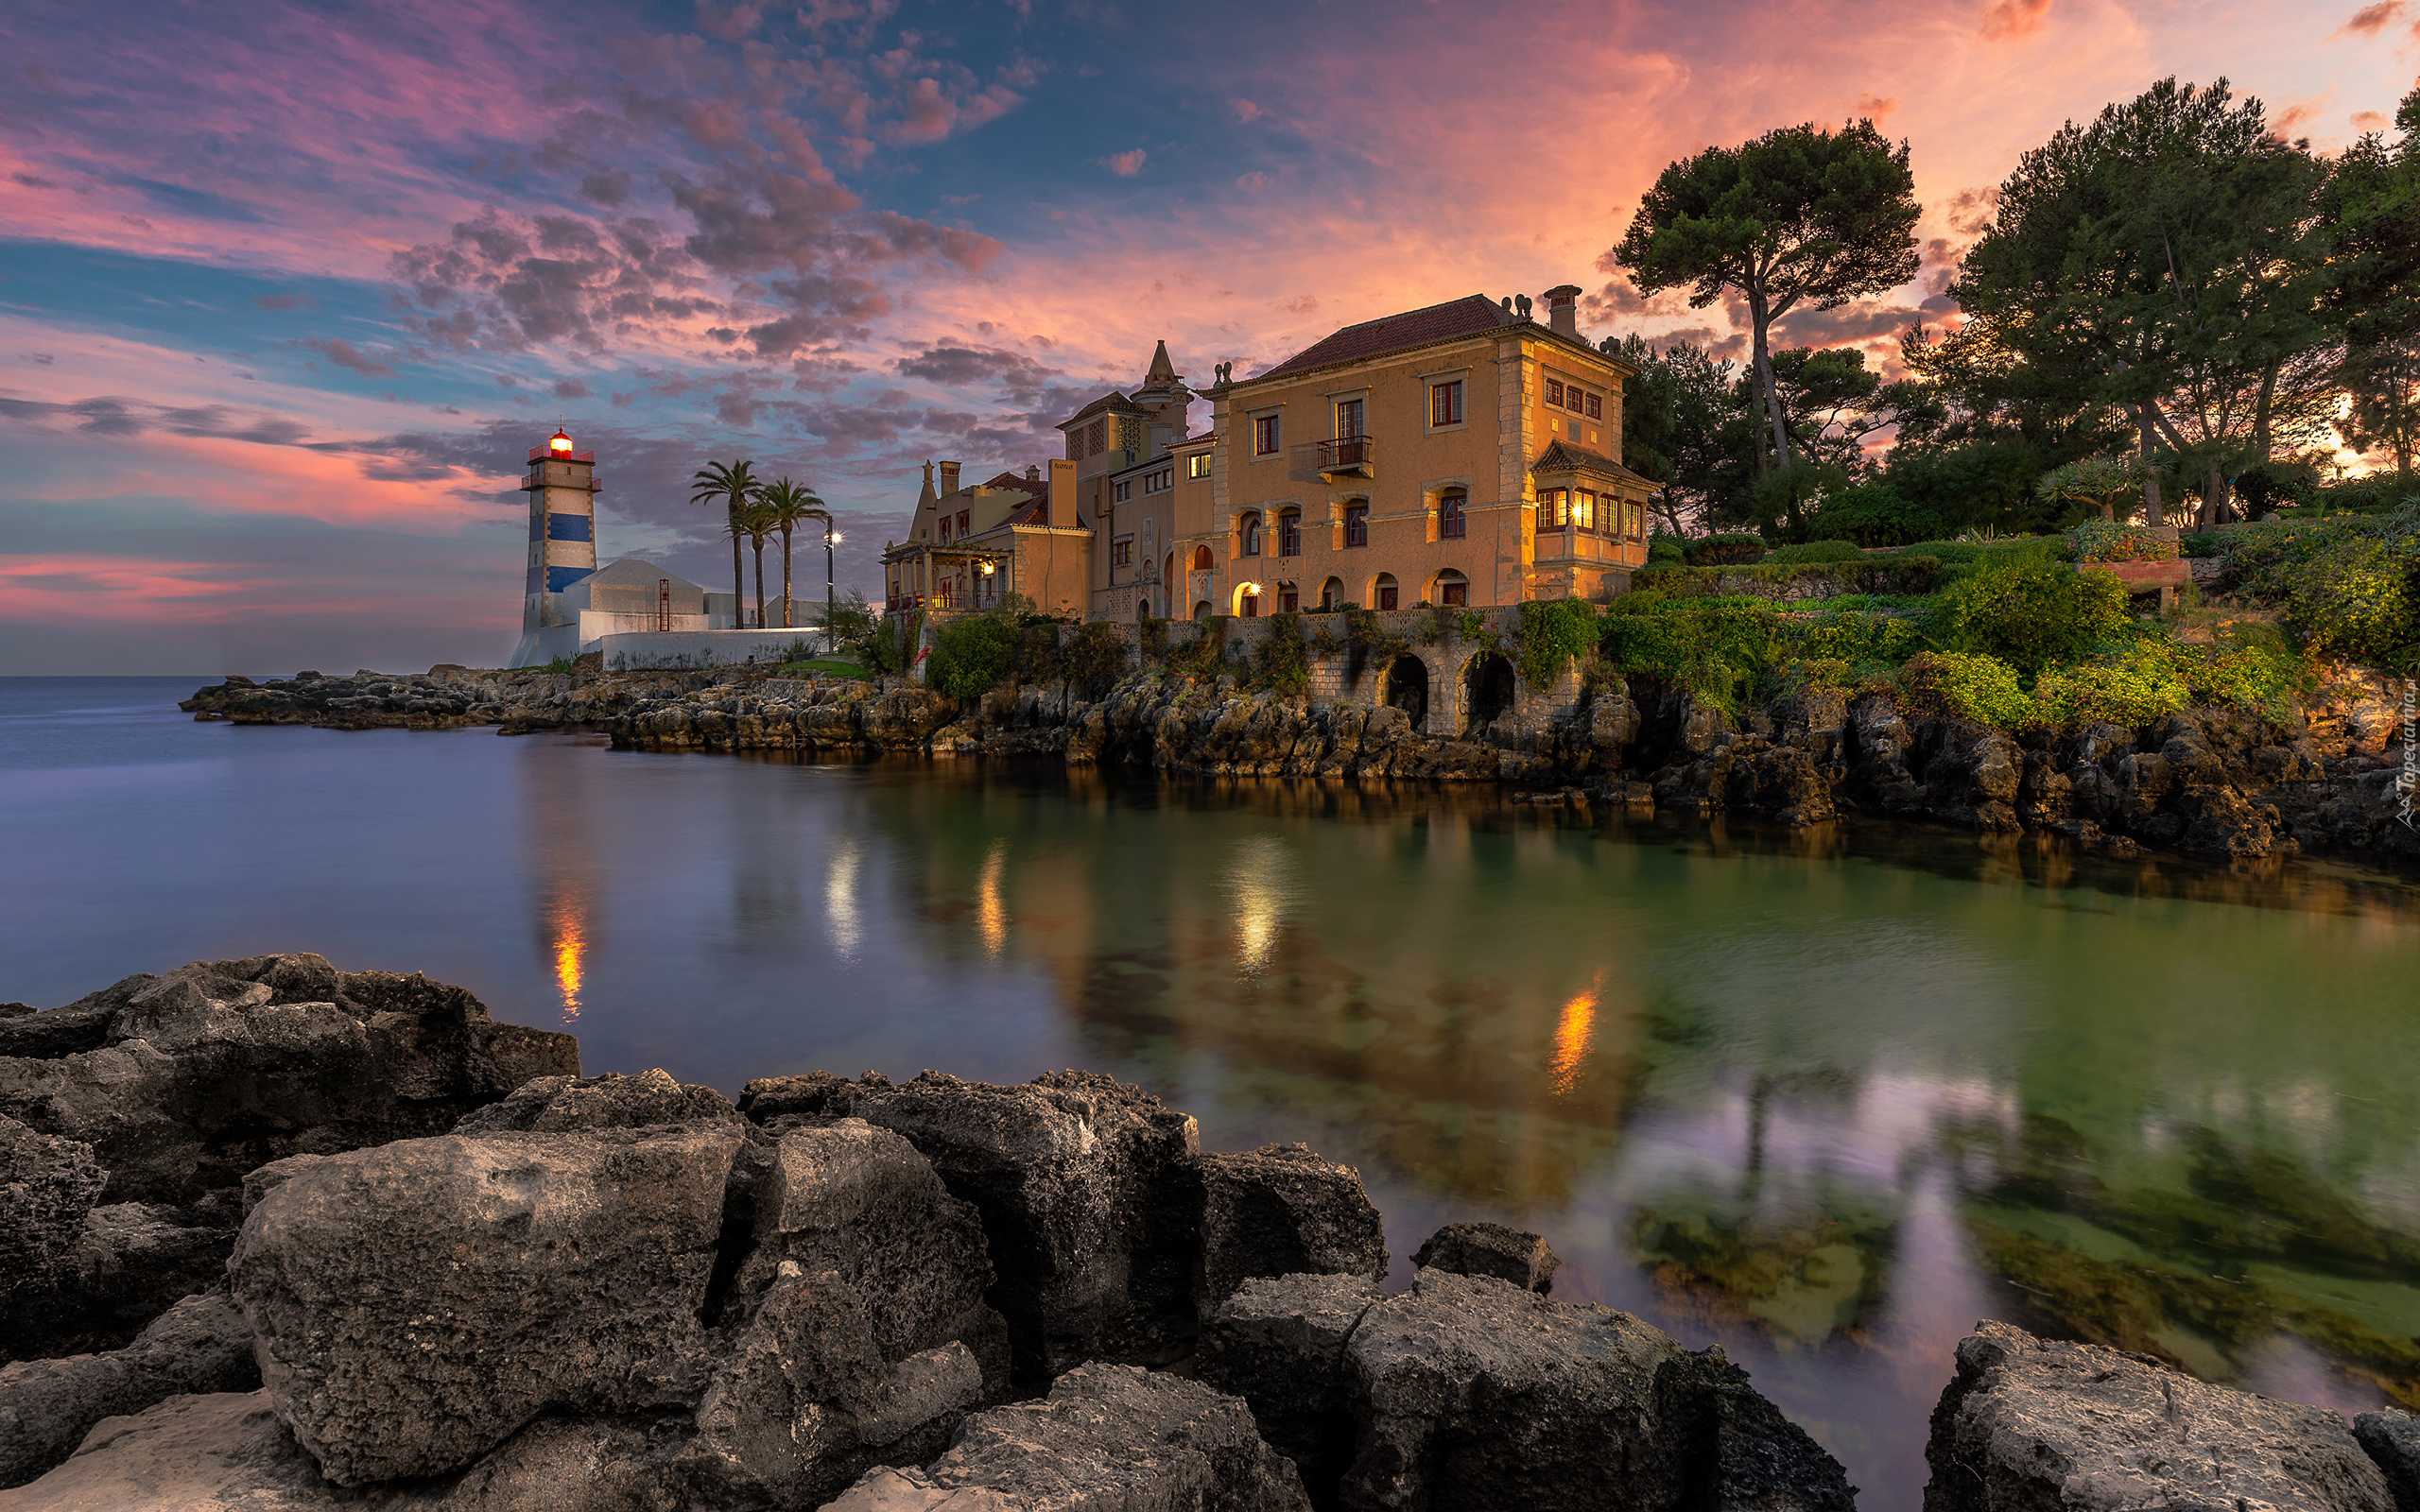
882,285,1660,622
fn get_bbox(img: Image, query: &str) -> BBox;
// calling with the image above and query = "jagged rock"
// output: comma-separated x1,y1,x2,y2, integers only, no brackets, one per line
7,1194,243,1365
227,1120,743,1486
1923,1319,2392,1512
734,1119,1001,1382
1200,1272,1388,1503
1654,1348,1857,1512
1198,1144,1389,1316
452,1067,739,1134
0,1115,107,1310
1409,1222,1559,1295
1341,1268,1687,1512
823,1362,1311,1512
441,1414,692,1512
0,1389,444,1512
0,1291,258,1488
0,954,579,1206
2355,1410,2420,1512
765,1069,1204,1385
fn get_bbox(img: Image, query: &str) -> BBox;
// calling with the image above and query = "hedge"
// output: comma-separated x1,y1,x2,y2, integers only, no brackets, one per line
1631,557,1942,601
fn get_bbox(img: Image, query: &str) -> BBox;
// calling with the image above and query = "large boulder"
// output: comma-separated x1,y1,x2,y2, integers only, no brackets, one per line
1340,1268,1689,1512
741,1069,1203,1384
1653,1348,1857,1512
824,1362,1311,1512
1924,1320,2393,1512
1409,1222,1559,1295
1201,1272,1389,1503
1198,1144,1389,1317
0,1290,257,1488
2357,1410,2420,1512
227,1117,742,1486
0,954,579,1207
0,1116,107,1313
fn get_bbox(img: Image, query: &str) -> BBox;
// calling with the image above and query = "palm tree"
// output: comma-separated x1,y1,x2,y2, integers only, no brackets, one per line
734,496,780,629
689,459,759,626
756,477,829,628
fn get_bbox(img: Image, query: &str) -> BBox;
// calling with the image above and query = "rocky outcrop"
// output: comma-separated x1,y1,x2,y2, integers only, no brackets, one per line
0,1290,257,1488
1199,1144,1390,1318
178,665,724,733
1409,1222,1560,1295
0,954,579,1362
2358,1409,2420,1512
825,1363,1312,1512
1924,1320,2394,1512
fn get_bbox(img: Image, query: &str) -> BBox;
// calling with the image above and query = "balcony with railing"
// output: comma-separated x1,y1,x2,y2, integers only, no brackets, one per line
1316,435,1374,480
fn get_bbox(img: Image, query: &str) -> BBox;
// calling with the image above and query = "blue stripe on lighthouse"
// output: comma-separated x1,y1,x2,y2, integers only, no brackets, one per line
546,565,595,593
546,514,593,542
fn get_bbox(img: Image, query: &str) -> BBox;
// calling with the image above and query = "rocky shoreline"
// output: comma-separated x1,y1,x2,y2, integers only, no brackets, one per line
182,662,2420,868
3,954,2417,1510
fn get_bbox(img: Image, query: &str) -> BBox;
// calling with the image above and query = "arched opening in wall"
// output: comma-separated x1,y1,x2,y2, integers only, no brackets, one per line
1466,651,1516,733
1136,594,1152,622
1278,581,1300,612
1164,552,1178,591
1238,511,1263,558
1320,576,1345,610
1371,573,1399,612
1193,599,1214,621
1431,569,1469,607
1382,654,1429,730
1191,545,1214,572
1235,581,1262,618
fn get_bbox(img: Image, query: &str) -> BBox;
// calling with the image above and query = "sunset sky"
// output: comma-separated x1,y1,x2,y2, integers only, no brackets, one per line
3,0,2414,673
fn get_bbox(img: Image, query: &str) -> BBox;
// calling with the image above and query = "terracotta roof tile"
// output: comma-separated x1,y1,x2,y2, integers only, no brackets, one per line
1253,295,1511,382
1530,438,1662,490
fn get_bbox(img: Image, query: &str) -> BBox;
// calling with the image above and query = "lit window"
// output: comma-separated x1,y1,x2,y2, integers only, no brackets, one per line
1439,491,1466,540
1253,414,1281,455
1545,379,1564,407
1344,504,1368,547
1431,381,1463,427
1574,490,1596,532
1536,489,1565,530
1187,454,1211,479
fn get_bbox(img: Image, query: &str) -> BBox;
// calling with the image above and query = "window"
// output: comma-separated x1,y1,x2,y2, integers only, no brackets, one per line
1574,490,1596,533
1187,454,1211,479
1320,577,1342,610
1067,431,1083,460
1115,481,1132,503
1567,385,1586,413
957,510,970,536
1281,586,1300,612
1139,468,1173,494
1087,420,1106,456
1278,509,1301,557
1545,378,1564,407
1586,392,1603,421
939,515,953,542
1536,489,1565,530
1241,591,1259,618
1344,504,1369,547
1117,418,1145,455
1431,381,1463,427
1374,574,1398,611
1113,538,1132,568
1239,511,1262,556
1438,491,1466,540
1437,572,1468,607
1192,545,1214,571
1253,414,1282,455
1335,398,1364,438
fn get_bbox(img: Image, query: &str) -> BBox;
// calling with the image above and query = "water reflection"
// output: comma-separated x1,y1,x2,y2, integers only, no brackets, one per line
1548,979,1599,1096
826,837,863,960
520,736,601,1025
977,839,1009,957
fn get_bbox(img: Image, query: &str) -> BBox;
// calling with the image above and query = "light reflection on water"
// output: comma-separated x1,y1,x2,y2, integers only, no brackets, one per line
8,679,2420,1512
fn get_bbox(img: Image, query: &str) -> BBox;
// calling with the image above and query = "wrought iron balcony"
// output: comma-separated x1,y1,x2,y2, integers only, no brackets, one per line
1316,435,1374,478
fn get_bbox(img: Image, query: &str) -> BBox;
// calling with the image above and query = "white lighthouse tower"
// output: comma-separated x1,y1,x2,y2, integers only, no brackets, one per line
510,428,600,665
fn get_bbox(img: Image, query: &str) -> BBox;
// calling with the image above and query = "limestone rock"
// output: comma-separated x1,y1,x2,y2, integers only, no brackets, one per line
1198,1144,1389,1316
1654,1348,1857,1512
1200,1272,1387,1503
439,1415,693,1512
803,1069,1204,1383
1409,1222,1560,1295
1341,1267,1687,1512
0,1291,258,1488
2355,1410,2420,1512
227,1122,742,1486
823,1362,1311,1512
452,1067,739,1134
0,1116,107,1310
9,1196,243,1364
1923,1319,2392,1512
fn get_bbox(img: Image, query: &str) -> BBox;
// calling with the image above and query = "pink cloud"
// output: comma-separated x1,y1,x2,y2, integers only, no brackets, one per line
2337,2,2405,35
1979,0,2052,40
1099,149,1148,177
1232,98,1263,122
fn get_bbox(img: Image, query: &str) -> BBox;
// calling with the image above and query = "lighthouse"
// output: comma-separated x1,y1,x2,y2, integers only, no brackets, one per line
516,428,599,655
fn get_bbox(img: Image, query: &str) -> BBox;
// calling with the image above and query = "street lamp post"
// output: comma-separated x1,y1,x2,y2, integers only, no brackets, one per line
821,518,842,658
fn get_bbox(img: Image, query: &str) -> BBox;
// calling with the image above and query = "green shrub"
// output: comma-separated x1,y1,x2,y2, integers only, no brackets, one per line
1632,558,1942,600
2073,520,2179,563
1060,621,1130,698
1647,532,1685,567
1888,539,1981,564
1518,598,1599,687
926,612,1021,697
1935,548,2130,676
2179,625,2313,716
1250,613,1310,694
1685,532,1769,566
2284,537,2420,667
1167,618,1233,679
541,655,577,675
1599,596,1787,717
1805,483,1946,546
1897,650,2038,729
2031,641,2190,729
1762,539,1866,565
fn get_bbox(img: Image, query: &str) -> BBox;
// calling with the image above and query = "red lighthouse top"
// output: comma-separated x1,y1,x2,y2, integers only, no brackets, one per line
528,428,594,463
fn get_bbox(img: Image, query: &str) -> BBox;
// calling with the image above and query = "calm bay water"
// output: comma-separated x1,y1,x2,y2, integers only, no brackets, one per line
7,675,2420,1510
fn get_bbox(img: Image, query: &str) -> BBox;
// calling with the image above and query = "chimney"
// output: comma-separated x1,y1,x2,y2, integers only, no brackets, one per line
1026,464,1041,481
939,459,961,495
1047,457,1077,529
1544,285,1582,341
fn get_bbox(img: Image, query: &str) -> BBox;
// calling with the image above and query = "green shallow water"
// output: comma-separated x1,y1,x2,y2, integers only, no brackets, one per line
7,676,2420,1511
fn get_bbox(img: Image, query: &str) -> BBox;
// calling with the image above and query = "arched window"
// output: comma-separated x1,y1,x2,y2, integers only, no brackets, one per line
1373,573,1399,612
1278,508,1302,557
1136,594,1152,622
1320,576,1344,610
1239,512,1262,557
1279,581,1300,612
1191,545,1214,572
1439,490,1467,540
1432,569,1469,607
1193,599,1214,621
